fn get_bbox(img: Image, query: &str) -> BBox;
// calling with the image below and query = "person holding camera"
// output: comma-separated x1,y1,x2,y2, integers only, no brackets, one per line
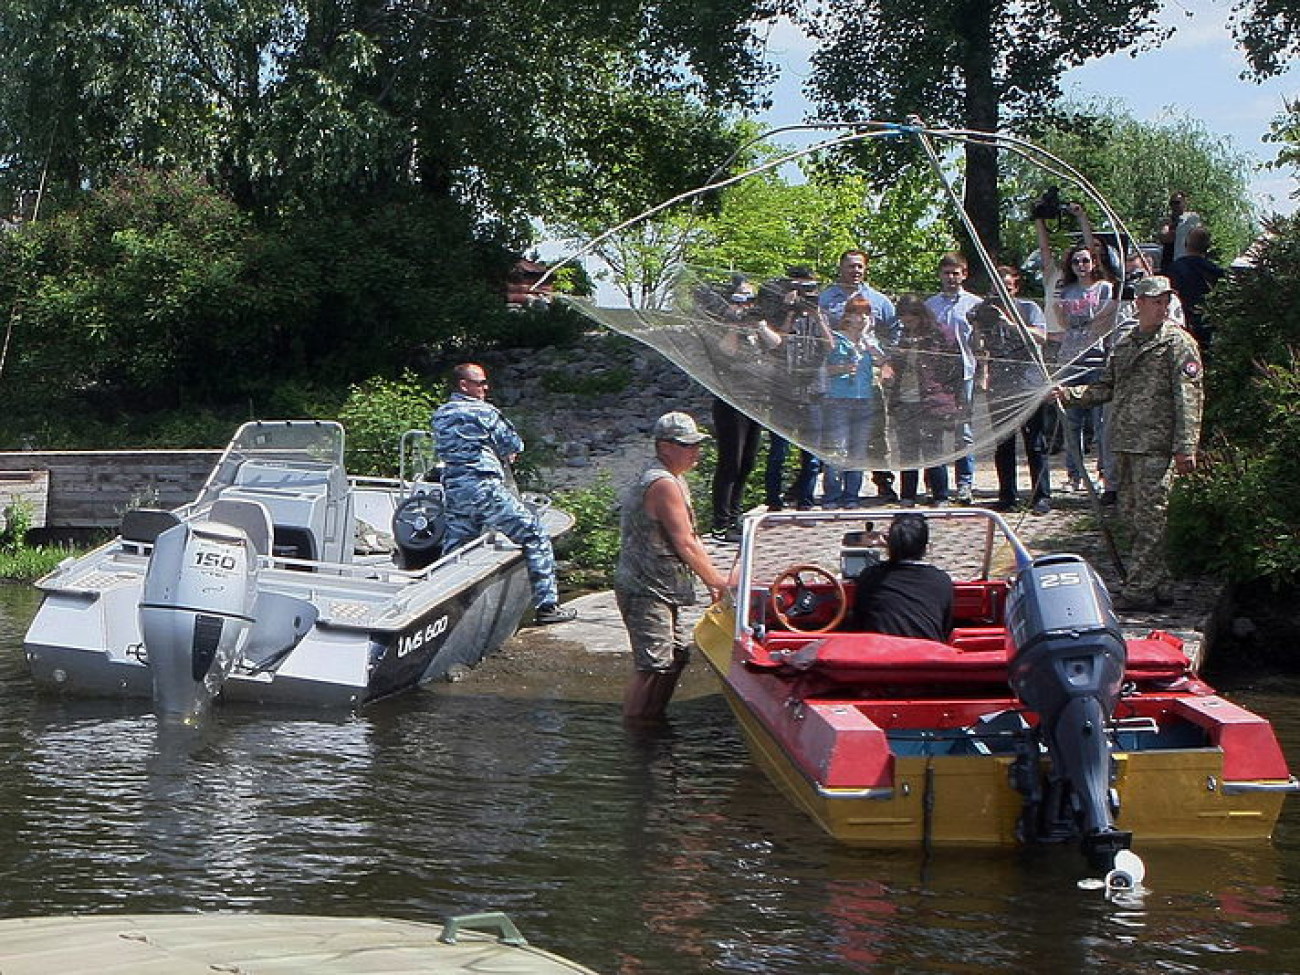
820,248,901,502
707,275,780,540
761,265,831,510
1035,203,1118,494
924,253,981,504
969,267,1052,514
886,294,962,506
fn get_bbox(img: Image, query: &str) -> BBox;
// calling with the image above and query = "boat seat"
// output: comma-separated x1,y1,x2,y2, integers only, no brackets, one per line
120,508,182,545
754,631,1013,687
750,626,1193,689
209,498,274,557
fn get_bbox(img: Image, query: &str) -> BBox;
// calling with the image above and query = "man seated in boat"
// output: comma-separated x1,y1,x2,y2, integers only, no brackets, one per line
850,513,953,641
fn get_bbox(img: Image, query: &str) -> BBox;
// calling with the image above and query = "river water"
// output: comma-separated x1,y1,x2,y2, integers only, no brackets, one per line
3,582,1300,974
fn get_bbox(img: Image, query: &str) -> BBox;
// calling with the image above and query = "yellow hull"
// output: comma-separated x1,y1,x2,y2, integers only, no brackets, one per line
698,602,1291,847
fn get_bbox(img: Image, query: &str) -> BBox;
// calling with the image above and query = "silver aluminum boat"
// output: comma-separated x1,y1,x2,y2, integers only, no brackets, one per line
24,420,573,718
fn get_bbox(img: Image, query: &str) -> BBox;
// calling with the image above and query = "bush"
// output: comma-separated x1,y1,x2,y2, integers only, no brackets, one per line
1167,216,1300,585
337,371,439,476
553,476,621,589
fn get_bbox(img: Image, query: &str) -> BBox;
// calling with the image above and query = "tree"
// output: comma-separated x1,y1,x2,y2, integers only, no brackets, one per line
1263,98,1300,204
0,0,778,232
1229,0,1300,78
685,153,953,291
800,0,1168,257
998,99,1258,268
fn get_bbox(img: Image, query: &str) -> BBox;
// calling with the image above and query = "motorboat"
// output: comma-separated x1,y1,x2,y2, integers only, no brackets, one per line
694,507,1298,873
0,911,597,973
24,420,573,718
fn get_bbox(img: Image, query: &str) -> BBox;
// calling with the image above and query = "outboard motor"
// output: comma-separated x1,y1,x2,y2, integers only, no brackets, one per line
392,484,446,571
1006,553,1130,870
139,520,260,722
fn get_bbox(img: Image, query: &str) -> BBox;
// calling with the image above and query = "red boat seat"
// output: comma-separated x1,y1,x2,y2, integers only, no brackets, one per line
755,631,1013,686
749,628,1192,689
763,578,1011,633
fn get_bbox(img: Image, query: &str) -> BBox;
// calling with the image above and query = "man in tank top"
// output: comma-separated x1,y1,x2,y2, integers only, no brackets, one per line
616,412,729,720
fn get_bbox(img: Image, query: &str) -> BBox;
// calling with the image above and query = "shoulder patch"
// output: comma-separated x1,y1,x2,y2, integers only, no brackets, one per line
1182,359,1202,380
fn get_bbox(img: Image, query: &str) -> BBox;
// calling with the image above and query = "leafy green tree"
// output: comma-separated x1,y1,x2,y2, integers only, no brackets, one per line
999,99,1258,267
0,0,776,231
1229,0,1300,78
1167,214,1300,585
1263,98,1300,205
685,153,953,291
800,0,1168,256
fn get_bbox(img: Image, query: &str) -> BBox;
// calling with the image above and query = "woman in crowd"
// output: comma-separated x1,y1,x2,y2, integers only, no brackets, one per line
820,296,884,507
1037,206,1117,492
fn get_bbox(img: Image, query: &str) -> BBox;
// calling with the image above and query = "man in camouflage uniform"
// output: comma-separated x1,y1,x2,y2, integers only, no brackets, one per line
432,362,576,625
1059,276,1203,611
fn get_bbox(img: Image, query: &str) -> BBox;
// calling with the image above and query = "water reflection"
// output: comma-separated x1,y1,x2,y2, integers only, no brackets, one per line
3,583,1300,973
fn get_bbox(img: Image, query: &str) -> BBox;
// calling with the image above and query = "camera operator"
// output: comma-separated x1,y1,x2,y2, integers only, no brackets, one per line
760,265,832,511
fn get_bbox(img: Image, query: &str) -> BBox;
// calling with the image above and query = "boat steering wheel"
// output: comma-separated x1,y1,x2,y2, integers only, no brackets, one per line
770,563,848,634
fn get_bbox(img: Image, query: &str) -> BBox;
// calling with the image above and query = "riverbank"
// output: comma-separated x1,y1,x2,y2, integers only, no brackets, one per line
454,330,1226,700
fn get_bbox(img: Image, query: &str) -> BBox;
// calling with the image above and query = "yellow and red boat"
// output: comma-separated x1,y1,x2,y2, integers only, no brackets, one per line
695,508,1297,871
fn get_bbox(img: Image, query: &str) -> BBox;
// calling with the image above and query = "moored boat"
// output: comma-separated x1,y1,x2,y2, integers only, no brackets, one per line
695,507,1298,871
24,420,573,717
0,912,597,974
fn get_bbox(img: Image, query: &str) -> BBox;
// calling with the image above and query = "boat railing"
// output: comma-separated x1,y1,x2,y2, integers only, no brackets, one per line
733,506,1033,639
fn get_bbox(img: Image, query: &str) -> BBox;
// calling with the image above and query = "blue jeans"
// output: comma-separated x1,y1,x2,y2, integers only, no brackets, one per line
765,432,821,508
821,398,874,507
954,377,975,487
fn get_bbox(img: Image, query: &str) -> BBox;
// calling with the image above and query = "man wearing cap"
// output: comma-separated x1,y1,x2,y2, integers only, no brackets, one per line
1057,276,1203,611
433,362,575,625
616,411,729,720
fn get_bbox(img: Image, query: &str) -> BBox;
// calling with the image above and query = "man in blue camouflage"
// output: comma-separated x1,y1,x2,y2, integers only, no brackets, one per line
432,362,576,625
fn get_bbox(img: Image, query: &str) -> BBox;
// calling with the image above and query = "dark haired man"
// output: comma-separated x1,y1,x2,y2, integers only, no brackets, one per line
851,513,953,641
1167,225,1224,353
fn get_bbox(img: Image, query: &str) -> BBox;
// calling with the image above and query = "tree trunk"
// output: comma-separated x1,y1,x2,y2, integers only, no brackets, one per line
957,0,1001,275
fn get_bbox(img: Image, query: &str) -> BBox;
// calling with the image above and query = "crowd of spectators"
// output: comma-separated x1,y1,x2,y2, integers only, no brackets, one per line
701,191,1221,538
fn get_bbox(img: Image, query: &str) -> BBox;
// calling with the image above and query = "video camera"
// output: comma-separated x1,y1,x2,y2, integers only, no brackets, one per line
1029,186,1071,222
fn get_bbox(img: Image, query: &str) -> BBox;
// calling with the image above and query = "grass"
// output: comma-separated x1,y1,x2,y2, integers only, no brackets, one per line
0,544,75,581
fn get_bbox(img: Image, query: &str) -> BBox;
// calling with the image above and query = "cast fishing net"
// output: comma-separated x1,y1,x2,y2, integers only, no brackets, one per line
556,122,1145,477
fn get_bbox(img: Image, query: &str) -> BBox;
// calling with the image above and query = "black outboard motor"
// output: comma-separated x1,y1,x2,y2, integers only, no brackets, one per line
1006,553,1131,870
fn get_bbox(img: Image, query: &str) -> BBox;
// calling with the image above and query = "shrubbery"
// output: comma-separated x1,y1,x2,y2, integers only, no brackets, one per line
0,171,585,449
1167,215,1300,587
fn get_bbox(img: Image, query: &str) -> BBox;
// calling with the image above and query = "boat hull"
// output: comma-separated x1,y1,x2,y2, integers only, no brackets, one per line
697,595,1295,848
23,420,572,712
0,913,597,974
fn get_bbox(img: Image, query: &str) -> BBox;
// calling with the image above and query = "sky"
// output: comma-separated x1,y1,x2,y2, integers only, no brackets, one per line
757,0,1298,216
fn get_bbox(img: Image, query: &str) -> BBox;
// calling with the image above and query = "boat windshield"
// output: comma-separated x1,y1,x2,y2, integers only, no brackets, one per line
733,508,1034,634
194,420,347,506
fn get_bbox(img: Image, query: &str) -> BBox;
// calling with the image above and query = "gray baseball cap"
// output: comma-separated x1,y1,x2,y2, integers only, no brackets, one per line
653,411,710,445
